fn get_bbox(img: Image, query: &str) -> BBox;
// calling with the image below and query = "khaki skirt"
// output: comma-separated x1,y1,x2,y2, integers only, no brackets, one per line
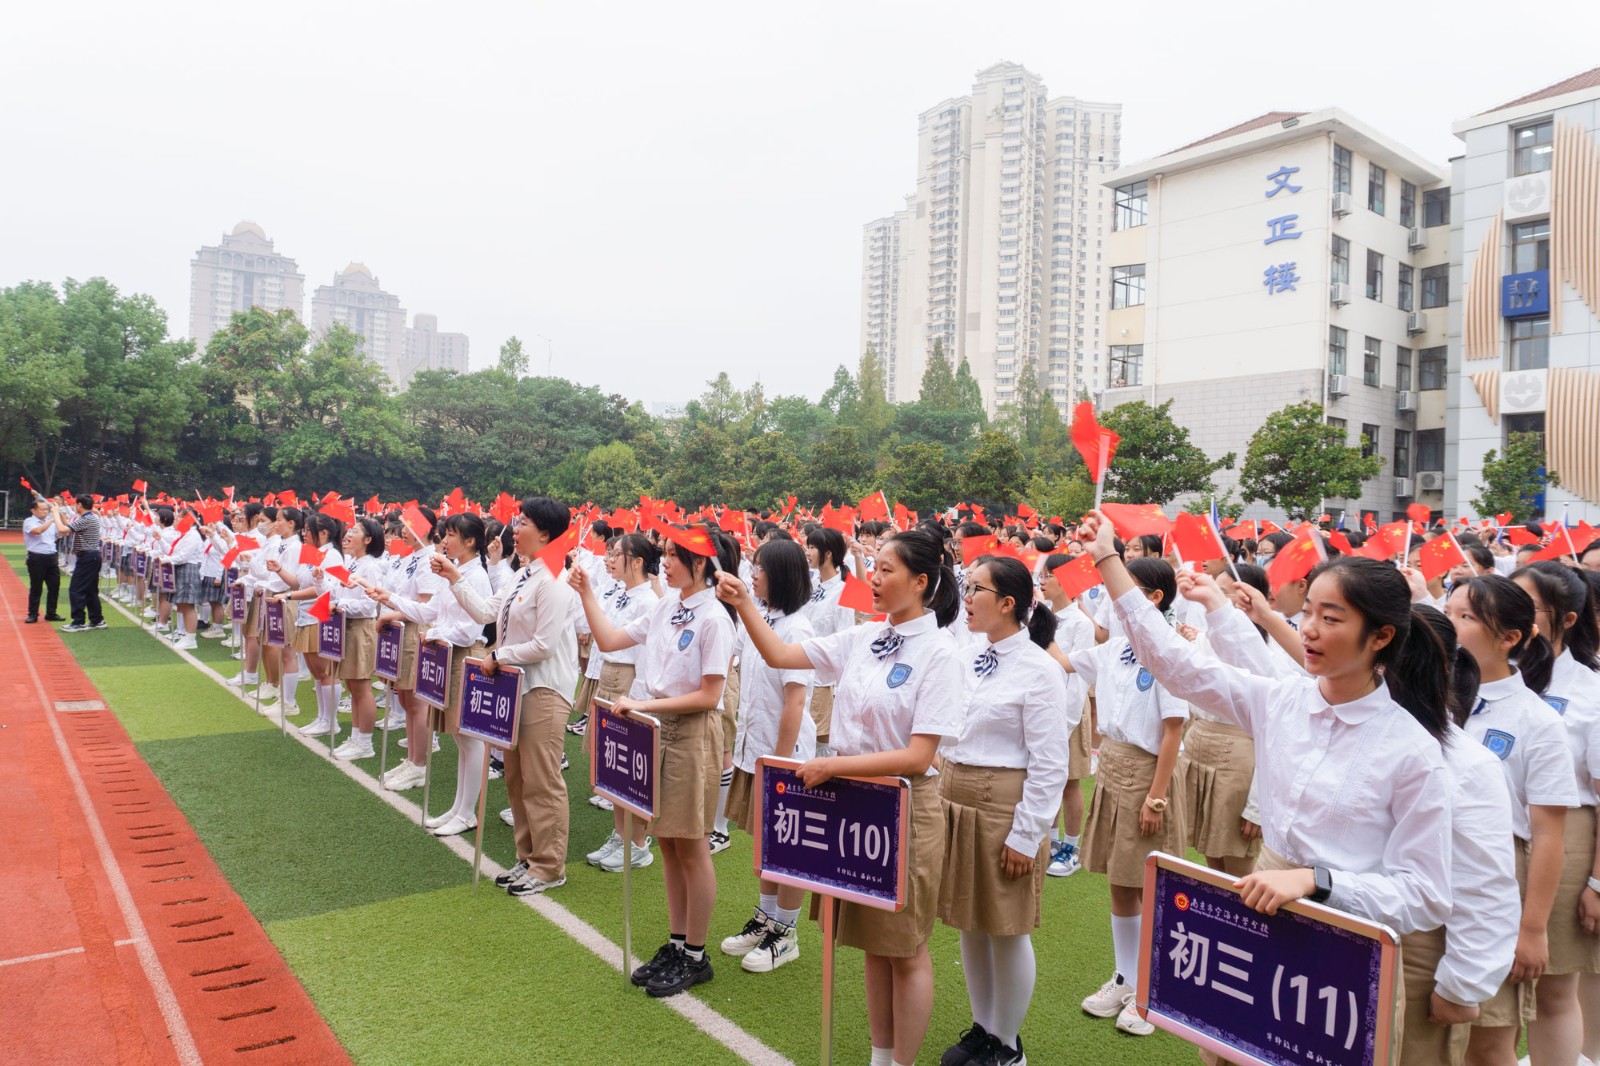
1474,838,1534,1029
395,621,420,691
810,685,835,739
653,709,722,839
1180,717,1261,861
721,660,741,756
339,617,378,680
573,675,599,724
1547,804,1600,975
243,589,260,632
1068,712,1093,780
937,763,1045,936
725,766,756,834
596,662,635,705
823,771,943,958
291,621,320,654
433,641,487,735
1081,737,1186,889
1398,926,1466,1066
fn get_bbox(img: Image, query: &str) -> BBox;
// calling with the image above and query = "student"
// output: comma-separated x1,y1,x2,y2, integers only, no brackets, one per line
1055,555,1188,1037
373,510,445,789
717,527,964,1066
1445,575,1577,1065
937,556,1074,1066
23,496,63,623
258,507,306,715
715,539,816,972
1039,553,1096,878
324,516,385,761
573,525,737,995
804,526,856,758
1408,540,1450,609
271,512,346,736
1123,534,1162,561
166,508,206,649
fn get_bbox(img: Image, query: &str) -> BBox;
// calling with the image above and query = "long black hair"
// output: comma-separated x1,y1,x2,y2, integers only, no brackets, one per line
882,528,959,628
1229,562,1272,642
755,539,811,616
1127,558,1177,620
440,513,489,566
615,532,660,579
1414,604,1481,729
976,556,1056,648
1514,561,1600,670
1453,574,1555,694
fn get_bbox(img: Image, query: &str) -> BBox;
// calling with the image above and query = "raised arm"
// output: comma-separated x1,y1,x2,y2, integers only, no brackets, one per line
567,565,637,652
714,572,814,671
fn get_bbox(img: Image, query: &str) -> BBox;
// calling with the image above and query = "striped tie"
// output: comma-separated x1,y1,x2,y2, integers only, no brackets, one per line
810,586,826,604
973,646,998,678
869,627,903,660
499,566,532,636
670,603,696,627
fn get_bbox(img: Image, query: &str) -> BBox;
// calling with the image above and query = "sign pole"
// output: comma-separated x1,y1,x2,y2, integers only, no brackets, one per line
328,680,338,757
471,746,491,893
421,731,434,830
622,809,634,993
819,895,836,1066
378,683,394,783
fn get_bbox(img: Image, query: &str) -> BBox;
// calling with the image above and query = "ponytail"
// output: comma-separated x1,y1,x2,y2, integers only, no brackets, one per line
1413,605,1481,728
1127,558,1177,623
1026,603,1058,648
981,555,1057,648
883,528,960,628
1457,574,1554,695
1515,562,1600,670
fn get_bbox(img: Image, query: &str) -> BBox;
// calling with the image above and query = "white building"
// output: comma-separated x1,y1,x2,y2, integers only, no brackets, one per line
860,62,1121,413
1446,66,1600,522
402,313,470,381
188,221,304,347
311,263,409,384
1102,109,1450,520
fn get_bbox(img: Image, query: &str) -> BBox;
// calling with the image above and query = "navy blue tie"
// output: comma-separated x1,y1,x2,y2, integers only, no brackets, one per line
870,627,903,660
973,646,998,677
670,604,696,627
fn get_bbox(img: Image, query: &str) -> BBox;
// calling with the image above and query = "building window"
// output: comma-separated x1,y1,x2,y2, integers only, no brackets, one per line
1394,428,1412,477
1420,428,1446,470
1423,188,1450,228
1400,180,1417,227
1398,264,1414,312
1328,326,1348,376
1333,144,1352,194
1109,344,1143,386
1511,220,1551,274
1363,337,1381,386
1510,316,1550,370
1113,180,1147,231
1513,120,1554,176
1331,237,1351,285
1111,264,1146,308
1420,264,1448,308
1504,412,1546,451
1368,164,1386,215
1366,250,1384,301
1327,416,1348,437
1361,423,1380,459
1396,346,1413,391
1419,346,1447,390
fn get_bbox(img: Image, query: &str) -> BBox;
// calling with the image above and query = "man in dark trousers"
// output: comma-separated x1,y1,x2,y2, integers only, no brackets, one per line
54,495,106,632
22,496,64,623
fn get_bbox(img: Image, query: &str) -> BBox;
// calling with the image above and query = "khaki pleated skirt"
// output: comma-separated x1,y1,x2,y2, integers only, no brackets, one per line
725,766,756,834
432,641,487,735
1547,804,1600,975
937,763,1045,936
573,675,599,724
1474,838,1534,1029
653,710,722,839
819,771,943,958
1068,711,1093,780
291,622,320,654
720,660,740,756
396,622,420,691
1180,717,1261,861
1081,737,1186,888
339,617,378,680
810,685,835,739
1398,925,1466,1066
596,662,635,705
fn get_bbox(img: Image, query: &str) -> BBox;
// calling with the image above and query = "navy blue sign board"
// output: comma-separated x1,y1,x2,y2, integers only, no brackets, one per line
414,639,451,709
1139,853,1399,1066
159,562,176,595
317,608,345,661
374,621,403,683
134,551,148,578
753,757,909,912
590,699,660,820
225,566,239,587
229,581,247,623
457,660,522,749
264,598,288,648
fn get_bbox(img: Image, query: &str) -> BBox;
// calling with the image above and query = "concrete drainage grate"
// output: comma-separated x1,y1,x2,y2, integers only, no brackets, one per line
54,700,107,712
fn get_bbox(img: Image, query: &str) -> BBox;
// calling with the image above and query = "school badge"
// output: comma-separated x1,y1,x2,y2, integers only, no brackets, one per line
1544,696,1570,716
677,630,695,651
1136,667,1155,692
1482,729,1516,761
886,663,913,689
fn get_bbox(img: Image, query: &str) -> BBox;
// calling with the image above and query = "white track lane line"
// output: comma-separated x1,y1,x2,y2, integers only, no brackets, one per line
102,594,792,1066
0,938,142,970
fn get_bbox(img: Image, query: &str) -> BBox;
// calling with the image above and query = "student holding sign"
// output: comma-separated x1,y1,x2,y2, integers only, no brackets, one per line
937,556,1074,1066
328,517,385,761
258,507,306,714
375,509,445,790
270,512,346,737
572,524,738,996
716,527,965,1066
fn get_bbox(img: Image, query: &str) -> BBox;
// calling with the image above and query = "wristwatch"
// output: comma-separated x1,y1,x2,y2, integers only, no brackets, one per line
1309,866,1333,904
1143,796,1168,813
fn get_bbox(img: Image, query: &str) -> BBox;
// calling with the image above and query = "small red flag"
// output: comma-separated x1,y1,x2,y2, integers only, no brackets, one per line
1416,534,1465,581
1099,502,1173,539
175,514,195,535
132,478,147,493
199,501,225,525
1496,512,1514,526
223,485,236,500
220,547,242,569
821,506,855,535
660,523,717,559
324,564,352,584
401,504,431,542
298,543,327,567
538,524,581,576
444,487,466,516
1053,554,1104,600
1406,503,1432,525
1505,525,1540,546
1268,526,1324,593
386,537,414,557
1530,523,1599,562
1170,511,1225,564
1328,531,1355,556
1070,402,1120,483
234,535,260,552
718,507,747,534
858,491,890,522
838,569,876,612
20,476,34,492
309,592,333,624
961,534,999,566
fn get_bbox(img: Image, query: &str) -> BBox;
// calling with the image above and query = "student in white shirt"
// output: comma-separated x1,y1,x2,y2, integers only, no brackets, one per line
937,556,1074,1066
1039,553,1097,878
370,511,445,787
1448,575,1579,1064
258,507,306,715
804,526,855,757
718,527,965,1066
270,512,346,736
327,517,385,762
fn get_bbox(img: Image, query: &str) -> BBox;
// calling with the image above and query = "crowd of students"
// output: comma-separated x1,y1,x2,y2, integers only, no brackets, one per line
37,487,1600,1066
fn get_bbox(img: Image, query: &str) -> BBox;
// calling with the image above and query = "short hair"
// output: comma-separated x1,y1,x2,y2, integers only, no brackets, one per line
806,527,847,571
75,493,94,510
519,496,569,541
755,540,811,615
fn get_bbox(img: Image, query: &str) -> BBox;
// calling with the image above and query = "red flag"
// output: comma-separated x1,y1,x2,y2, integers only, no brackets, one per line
1053,554,1104,600
1268,526,1324,593
1170,511,1225,564
324,564,352,584
223,485,236,500
1099,502,1173,539
363,494,383,515
298,543,326,567
444,487,466,516
1328,531,1355,556
1416,534,1465,582
1016,501,1038,520
961,534,999,566
199,501,225,525
132,478,147,493
1506,525,1540,546
386,537,414,558
234,535,260,552
1406,503,1432,525
401,504,431,542
323,497,356,525
718,508,747,534
220,547,242,569
1358,521,1409,560
175,514,195,535
821,506,855,535
309,592,333,624
781,495,798,519
838,569,876,612
1496,512,1514,527
660,523,717,559
858,491,890,522
893,501,914,531
20,476,34,492
538,524,581,576
1070,402,1120,483
1530,523,1600,562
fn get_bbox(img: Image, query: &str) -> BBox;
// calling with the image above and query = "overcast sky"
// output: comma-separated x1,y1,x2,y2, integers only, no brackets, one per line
3,1,1596,408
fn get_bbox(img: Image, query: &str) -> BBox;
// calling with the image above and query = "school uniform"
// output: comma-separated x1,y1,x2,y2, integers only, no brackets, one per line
802,611,964,957
1054,603,1098,779
1185,618,1269,861
1543,649,1600,975
199,533,225,605
939,629,1075,936
290,547,344,653
389,547,444,690
594,582,657,705
801,573,854,741
621,586,735,839
726,609,816,833
170,526,206,605
573,575,622,721
331,555,383,680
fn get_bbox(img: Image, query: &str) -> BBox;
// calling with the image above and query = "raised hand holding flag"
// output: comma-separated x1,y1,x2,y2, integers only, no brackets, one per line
1070,401,1120,510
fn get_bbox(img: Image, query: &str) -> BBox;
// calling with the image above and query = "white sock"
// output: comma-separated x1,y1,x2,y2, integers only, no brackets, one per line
759,893,778,918
322,685,339,728
774,904,800,928
870,1049,892,1066
1111,913,1141,994
1065,834,1080,848
714,766,733,834
960,930,996,1032
354,729,371,745
284,673,301,712
455,735,486,821
987,933,1036,1047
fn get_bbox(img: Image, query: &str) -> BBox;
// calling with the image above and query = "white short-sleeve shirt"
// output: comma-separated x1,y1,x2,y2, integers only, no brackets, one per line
623,585,735,701
1545,649,1600,807
733,609,817,772
1465,671,1579,840
1069,629,1189,755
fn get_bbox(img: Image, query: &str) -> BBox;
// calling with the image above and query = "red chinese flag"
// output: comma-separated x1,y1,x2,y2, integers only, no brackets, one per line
175,514,195,535
223,485,236,500
324,497,356,525
278,489,299,507
822,506,855,535
309,592,333,624
1496,512,1514,527
1530,523,1600,562
298,543,326,567
444,487,466,515
1416,534,1466,581
132,478,147,493
538,524,581,576
838,569,876,612
20,476,34,491
1171,511,1225,564
1070,402,1120,483
718,507,747,534
200,501,225,525
386,537,414,558
363,495,383,515
220,547,242,569
608,507,637,533
1505,525,1540,546
962,533,999,566
1054,554,1104,600
324,564,352,584
1406,503,1432,525
1017,502,1038,520
401,504,431,542
1358,521,1408,560
858,491,890,522
1268,526,1324,593
660,523,716,559
1328,531,1355,556
234,535,260,552
780,495,798,519
1099,502,1173,539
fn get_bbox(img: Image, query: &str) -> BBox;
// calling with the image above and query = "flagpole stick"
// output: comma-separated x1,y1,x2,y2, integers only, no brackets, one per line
1564,504,1581,567
379,682,394,783
1400,527,1411,571
622,808,634,993
1093,437,1109,513
471,745,491,893
421,721,433,829
329,679,339,757
820,894,837,1066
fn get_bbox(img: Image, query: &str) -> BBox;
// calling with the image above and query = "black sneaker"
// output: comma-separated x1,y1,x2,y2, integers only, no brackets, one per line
631,942,680,987
60,623,87,633
90,621,108,630
982,1035,1024,1066
941,1023,994,1066
44,615,66,622
645,950,713,997
494,860,530,888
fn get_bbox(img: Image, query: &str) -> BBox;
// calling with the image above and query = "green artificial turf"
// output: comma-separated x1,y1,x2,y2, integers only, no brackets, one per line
10,547,1199,1064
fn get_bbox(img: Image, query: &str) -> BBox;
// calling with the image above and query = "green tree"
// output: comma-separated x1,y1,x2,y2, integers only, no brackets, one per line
1098,399,1236,506
656,425,737,506
818,364,859,419
497,336,528,378
960,430,1025,507
953,358,985,421
894,341,983,457
854,349,895,453
0,281,81,486
801,425,874,506
1472,432,1557,519
765,394,833,456
1240,401,1383,518
581,441,653,509
1025,472,1096,523
728,432,805,511
884,441,949,513
917,340,960,409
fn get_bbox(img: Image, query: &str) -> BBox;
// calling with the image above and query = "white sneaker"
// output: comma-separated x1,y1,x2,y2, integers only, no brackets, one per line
333,738,375,761
298,719,335,738
230,651,244,660
383,762,426,791
499,807,515,827
586,831,624,866
255,684,280,703
601,839,654,872
397,735,440,753
1083,974,1134,1018
741,921,799,973
431,815,476,837
338,696,352,715
381,709,406,731
1115,999,1154,1036
141,607,156,619
228,673,258,688
1047,841,1081,878
709,829,732,855
720,911,772,957
173,636,198,651
220,637,238,648
588,794,614,811
199,627,224,639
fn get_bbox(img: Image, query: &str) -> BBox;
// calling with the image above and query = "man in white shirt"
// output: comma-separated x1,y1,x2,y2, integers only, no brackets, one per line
23,497,64,623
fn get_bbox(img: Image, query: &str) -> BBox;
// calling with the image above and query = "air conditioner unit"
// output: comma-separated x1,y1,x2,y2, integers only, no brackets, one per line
1394,477,1414,498
1332,191,1354,217
1395,390,1418,413
1418,470,1446,492
1328,374,1351,397
1406,311,1428,334
1408,226,1427,251
1329,282,1351,306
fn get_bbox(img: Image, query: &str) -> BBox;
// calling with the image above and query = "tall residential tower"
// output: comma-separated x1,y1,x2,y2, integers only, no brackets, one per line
188,221,305,348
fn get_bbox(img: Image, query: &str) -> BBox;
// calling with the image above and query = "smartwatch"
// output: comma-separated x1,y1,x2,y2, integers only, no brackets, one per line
1309,866,1333,904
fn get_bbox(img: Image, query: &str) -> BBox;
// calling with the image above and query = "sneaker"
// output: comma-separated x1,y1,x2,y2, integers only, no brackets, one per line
720,911,772,957
708,830,731,855
397,735,441,753
586,830,624,867
487,761,503,780
382,709,406,730
220,636,238,648
431,814,476,837
199,626,224,639
333,738,375,761
601,839,653,872
384,762,426,791
940,1023,994,1066
566,714,588,735
1082,974,1134,1018
560,753,569,771
506,874,564,897
298,719,335,738
588,794,615,811
90,621,109,630
494,860,530,888
60,623,87,633
1046,841,1080,878
646,950,712,997
44,614,66,621
173,635,197,650
1115,1000,1153,1037
337,696,352,714
985,1036,1026,1065
230,650,244,660
499,807,515,826
740,921,799,973
631,942,679,987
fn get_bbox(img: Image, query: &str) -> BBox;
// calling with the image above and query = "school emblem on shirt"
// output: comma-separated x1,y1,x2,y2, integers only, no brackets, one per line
1482,729,1516,761
1088,587,1101,600
1544,696,1570,716
1136,667,1154,692
886,663,913,689
677,630,695,651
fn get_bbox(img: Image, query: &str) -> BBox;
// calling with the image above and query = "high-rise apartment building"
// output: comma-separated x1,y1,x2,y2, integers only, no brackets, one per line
311,263,410,385
402,313,471,381
860,62,1121,413
188,221,305,347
